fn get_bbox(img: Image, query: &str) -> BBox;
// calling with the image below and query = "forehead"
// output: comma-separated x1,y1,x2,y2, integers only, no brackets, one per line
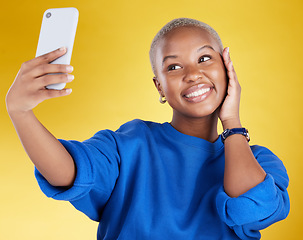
157,26,220,56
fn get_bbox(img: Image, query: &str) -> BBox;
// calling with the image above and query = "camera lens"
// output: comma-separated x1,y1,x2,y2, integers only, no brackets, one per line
46,12,51,18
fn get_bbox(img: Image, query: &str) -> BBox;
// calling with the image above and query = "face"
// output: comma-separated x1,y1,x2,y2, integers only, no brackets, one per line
154,26,227,119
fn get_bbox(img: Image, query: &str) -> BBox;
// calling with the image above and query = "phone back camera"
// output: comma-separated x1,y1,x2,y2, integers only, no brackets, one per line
46,12,51,18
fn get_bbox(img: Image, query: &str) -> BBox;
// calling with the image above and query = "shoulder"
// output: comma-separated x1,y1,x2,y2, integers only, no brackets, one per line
250,145,288,178
89,119,161,144
77,119,162,161
116,119,160,135
250,145,277,157
250,145,284,166
250,145,281,165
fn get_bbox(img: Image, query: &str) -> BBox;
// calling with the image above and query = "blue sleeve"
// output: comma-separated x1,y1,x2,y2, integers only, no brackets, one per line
34,130,120,222
216,145,290,239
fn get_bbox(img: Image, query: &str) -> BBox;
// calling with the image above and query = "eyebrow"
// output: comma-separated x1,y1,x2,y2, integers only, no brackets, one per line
197,45,215,52
162,45,215,66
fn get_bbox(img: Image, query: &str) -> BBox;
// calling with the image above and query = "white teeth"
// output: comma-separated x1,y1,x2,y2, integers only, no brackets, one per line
185,88,210,98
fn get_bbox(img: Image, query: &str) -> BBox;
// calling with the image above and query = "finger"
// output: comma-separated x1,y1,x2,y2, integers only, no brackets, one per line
222,47,231,67
39,88,72,101
31,64,73,78
223,47,234,72
226,62,241,95
223,48,238,83
227,61,236,82
36,74,74,89
223,48,235,81
21,47,67,72
35,47,67,64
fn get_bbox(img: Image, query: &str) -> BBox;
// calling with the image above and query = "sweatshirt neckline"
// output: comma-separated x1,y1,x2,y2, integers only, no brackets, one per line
161,122,224,153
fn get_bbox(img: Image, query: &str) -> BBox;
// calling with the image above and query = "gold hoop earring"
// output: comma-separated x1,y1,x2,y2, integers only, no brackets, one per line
159,95,167,104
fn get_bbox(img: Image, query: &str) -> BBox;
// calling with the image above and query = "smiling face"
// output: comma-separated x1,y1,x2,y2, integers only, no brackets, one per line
154,26,227,120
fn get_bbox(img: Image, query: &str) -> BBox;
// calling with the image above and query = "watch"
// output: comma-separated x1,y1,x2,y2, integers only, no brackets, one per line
221,128,250,142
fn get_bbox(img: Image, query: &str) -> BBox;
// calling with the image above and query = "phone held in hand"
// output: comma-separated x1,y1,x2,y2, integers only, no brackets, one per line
36,8,79,90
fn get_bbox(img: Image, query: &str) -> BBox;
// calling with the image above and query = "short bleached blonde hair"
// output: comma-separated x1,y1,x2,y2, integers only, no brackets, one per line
149,18,224,76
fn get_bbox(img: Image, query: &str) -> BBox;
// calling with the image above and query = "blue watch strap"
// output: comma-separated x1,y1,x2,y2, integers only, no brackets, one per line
221,128,250,142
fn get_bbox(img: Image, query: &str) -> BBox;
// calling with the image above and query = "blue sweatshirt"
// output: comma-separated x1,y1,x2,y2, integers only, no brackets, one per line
35,119,289,239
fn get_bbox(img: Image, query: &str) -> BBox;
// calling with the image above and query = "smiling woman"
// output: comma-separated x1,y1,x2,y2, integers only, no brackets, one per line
5,15,289,240
152,26,228,140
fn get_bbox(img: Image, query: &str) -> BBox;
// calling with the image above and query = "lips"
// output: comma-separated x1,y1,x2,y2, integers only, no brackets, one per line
185,87,211,98
182,83,213,103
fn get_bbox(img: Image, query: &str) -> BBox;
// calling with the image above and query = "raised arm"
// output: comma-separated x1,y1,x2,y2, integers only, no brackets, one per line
6,47,76,187
219,47,266,198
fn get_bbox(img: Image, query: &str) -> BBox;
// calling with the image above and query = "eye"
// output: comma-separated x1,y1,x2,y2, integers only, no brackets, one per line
167,65,181,71
198,55,211,63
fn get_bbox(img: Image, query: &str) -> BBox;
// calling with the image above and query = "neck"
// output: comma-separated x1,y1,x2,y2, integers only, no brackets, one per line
170,111,219,143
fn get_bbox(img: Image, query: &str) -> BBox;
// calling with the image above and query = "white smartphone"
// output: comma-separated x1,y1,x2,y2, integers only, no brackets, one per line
36,7,79,90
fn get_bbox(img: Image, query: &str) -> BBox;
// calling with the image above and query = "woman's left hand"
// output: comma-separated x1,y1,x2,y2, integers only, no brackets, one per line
218,47,242,129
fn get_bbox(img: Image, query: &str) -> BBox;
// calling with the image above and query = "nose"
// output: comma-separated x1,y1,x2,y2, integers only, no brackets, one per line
183,65,203,83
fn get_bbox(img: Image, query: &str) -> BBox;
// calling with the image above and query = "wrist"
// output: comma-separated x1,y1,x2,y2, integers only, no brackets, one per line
7,108,34,120
6,99,32,118
221,118,242,130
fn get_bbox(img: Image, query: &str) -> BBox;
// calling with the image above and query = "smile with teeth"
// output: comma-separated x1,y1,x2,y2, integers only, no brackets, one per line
185,88,211,98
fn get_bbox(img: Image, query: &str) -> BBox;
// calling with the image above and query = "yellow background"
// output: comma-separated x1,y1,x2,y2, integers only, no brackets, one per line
1,0,302,239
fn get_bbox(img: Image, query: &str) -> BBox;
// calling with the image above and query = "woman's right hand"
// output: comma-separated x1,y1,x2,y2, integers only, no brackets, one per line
6,47,74,115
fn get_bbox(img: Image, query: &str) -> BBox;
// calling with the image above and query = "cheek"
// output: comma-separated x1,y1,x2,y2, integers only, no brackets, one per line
209,65,228,93
163,82,180,100
158,75,181,97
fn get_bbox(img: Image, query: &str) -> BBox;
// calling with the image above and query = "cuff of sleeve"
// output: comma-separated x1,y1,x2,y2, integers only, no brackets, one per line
216,174,278,226
34,139,94,201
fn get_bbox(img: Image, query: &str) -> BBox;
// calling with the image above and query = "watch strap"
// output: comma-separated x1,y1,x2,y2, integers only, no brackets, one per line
221,128,250,142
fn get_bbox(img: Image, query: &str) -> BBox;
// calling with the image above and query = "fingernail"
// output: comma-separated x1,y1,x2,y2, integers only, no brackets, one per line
227,47,229,53
67,75,74,81
66,88,72,94
59,47,66,51
66,66,73,72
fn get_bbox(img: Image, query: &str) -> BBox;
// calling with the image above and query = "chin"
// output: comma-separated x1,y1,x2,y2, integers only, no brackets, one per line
181,105,219,119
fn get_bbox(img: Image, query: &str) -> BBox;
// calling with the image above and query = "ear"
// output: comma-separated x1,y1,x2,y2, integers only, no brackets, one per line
153,77,165,96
